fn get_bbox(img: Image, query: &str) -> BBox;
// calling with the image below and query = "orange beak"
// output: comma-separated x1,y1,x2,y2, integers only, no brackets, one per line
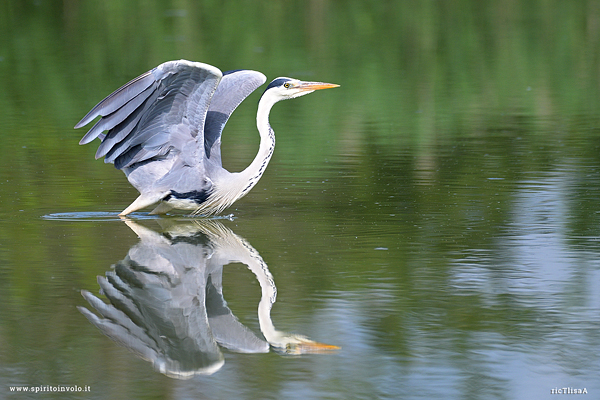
296,81,340,91
292,341,341,355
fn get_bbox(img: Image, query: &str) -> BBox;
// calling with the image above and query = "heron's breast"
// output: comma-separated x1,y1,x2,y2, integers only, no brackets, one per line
164,189,212,210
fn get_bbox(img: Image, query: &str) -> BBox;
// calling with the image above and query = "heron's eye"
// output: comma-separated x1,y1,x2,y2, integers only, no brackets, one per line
284,82,291,88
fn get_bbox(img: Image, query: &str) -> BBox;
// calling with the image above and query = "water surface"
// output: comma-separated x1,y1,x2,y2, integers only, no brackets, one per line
1,2,600,399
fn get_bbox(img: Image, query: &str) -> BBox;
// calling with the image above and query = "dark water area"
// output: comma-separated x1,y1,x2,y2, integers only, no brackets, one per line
1,1,600,399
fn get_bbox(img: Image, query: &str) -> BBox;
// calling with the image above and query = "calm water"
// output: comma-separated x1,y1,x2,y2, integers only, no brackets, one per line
2,2,600,399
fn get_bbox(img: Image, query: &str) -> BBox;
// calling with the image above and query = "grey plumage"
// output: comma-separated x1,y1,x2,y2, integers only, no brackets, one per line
78,219,339,377
75,59,337,215
78,220,271,378
76,71,156,132
204,70,267,164
78,61,224,170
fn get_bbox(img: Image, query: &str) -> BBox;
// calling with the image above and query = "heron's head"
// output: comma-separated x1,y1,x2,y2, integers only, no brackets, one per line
263,77,339,101
267,332,340,355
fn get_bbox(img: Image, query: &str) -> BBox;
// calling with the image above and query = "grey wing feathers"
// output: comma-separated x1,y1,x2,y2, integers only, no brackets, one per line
75,71,156,134
204,70,267,163
75,60,223,170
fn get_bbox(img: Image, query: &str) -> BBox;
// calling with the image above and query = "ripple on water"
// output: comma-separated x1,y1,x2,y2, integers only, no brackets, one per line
41,212,236,222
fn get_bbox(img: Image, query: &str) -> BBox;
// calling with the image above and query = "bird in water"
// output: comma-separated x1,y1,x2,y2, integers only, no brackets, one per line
75,60,339,216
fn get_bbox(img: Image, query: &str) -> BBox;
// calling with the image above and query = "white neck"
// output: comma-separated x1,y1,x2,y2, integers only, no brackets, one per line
234,235,279,342
237,94,277,197
256,271,279,343
200,94,277,215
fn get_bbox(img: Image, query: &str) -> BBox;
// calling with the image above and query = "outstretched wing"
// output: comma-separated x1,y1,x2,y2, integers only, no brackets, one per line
75,60,222,170
203,69,266,166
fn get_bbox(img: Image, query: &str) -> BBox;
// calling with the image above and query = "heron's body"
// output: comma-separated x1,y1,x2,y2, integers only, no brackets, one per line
75,60,338,216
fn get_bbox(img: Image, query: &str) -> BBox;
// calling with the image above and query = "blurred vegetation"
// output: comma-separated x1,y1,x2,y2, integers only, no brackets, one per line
1,0,599,219
1,0,600,397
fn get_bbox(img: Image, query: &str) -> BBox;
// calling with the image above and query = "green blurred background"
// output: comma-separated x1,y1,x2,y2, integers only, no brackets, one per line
1,1,600,399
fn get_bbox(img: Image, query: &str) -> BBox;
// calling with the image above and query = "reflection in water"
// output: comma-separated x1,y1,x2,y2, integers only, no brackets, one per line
78,219,338,379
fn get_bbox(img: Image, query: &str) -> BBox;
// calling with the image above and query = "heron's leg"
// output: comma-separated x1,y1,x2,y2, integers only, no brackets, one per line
149,202,173,215
119,195,160,216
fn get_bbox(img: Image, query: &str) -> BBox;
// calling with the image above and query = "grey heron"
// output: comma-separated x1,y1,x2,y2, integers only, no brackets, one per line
75,60,339,216
78,219,339,378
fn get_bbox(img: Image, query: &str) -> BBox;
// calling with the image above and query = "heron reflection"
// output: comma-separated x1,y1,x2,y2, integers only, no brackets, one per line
78,219,338,379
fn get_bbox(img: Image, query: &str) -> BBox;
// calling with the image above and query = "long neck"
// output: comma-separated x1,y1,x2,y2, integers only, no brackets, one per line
232,234,279,342
237,94,277,195
256,264,279,343
204,94,277,215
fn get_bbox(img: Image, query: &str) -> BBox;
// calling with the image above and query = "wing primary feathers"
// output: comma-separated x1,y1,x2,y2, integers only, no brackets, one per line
77,60,223,172
94,83,162,159
79,81,158,145
75,71,156,129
